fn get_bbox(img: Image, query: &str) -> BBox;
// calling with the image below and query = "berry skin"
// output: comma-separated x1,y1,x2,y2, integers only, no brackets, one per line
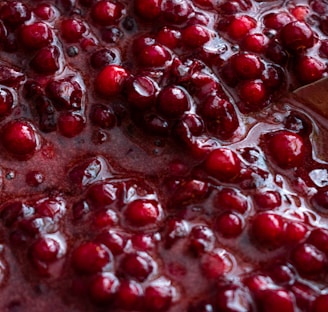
124,199,161,227
71,242,112,274
135,0,162,20
266,130,305,169
204,148,242,182
91,1,125,26
2,119,39,158
19,22,53,49
226,15,257,40
157,85,190,117
95,65,128,97
181,25,211,48
251,213,285,248
280,21,314,51
291,243,327,276
89,273,120,303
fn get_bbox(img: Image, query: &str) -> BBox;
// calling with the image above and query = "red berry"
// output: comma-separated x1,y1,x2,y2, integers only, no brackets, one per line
226,15,256,40
126,75,157,110
214,188,248,214
157,85,190,117
216,212,244,238
263,12,293,30
238,79,267,109
61,18,86,42
313,294,328,312
251,213,285,248
181,25,211,48
201,249,233,279
116,280,143,310
291,243,327,276
95,65,128,97
30,46,60,74
266,130,305,168
144,283,174,311
124,199,161,227
89,273,119,303
30,236,60,263
120,252,155,282
71,242,112,274
58,112,84,138
253,190,282,210
135,0,162,20
259,289,295,312
91,0,124,26
204,148,242,182
295,55,326,84
20,22,53,49
280,21,314,51
231,53,264,80
0,87,14,117
2,119,39,158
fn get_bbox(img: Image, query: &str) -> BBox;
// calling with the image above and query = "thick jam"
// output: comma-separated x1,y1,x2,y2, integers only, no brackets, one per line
0,0,328,311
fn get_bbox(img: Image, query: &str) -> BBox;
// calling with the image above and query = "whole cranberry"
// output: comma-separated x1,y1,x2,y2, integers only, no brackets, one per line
61,18,86,42
137,43,171,68
258,289,295,312
30,46,60,74
263,12,293,30
19,22,53,49
120,252,155,282
313,294,328,312
161,0,192,24
181,25,211,48
0,87,14,117
157,27,181,49
135,0,162,20
89,272,120,303
266,130,305,168
291,243,327,276
157,85,190,117
280,21,314,51
96,230,126,255
238,79,268,110
91,0,125,26
0,1,31,27
95,65,128,97
2,119,39,158
57,112,84,138
126,75,157,110
216,212,244,238
30,236,60,263
144,283,174,311
116,280,143,310
204,148,242,182
71,242,112,274
214,188,248,214
90,104,116,129
124,199,161,227
231,53,264,80
295,55,326,84
253,190,282,210
251,213,285,248
201,250,233,279
226,15,257,40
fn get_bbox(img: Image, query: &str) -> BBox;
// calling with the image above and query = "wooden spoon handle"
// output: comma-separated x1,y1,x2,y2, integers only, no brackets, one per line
293,77,328,118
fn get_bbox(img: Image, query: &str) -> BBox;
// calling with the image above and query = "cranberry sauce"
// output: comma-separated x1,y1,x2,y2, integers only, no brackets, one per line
0,0,328,311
